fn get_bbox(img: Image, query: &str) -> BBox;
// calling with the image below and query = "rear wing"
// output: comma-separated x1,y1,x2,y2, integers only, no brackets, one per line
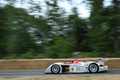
98,58,108,65
98,58,108,61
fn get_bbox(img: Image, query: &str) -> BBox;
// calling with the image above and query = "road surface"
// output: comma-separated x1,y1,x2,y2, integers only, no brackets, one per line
0,69,120,77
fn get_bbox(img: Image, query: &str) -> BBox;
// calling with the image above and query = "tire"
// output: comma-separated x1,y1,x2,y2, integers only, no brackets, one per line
51,64,60,74
88,63,99,73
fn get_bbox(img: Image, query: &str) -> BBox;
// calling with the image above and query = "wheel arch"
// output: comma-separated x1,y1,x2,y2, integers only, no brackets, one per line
86,61,98,67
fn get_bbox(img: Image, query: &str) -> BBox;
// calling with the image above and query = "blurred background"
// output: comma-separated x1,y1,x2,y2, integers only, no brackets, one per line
0,0,120,59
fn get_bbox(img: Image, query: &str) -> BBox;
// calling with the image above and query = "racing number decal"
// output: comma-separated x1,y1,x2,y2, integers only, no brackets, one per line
76,67,80,71
70,66,76,72
76,65,80,71
70,65,81,72
71,68,74,71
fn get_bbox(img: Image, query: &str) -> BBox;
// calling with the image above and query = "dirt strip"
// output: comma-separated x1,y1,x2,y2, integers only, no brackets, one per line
0,75,120,80
0,58,120,70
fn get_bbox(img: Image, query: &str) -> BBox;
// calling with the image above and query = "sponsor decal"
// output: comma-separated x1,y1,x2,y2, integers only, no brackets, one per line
65,67,69,69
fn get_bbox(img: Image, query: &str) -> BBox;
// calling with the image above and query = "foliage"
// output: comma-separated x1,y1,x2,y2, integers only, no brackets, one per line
0,7,8,58
4,5,37,56
65,7,89,53
45,36,74,58
18,49,36,59
0,0,120,59
87,0,120,57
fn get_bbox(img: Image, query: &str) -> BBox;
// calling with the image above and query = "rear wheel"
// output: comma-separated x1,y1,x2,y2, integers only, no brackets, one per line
51,64,60,74
89,63,99,73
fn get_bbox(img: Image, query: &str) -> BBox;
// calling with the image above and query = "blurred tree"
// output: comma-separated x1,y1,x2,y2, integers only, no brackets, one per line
28,0,41,13
1,0,120,58
3,5,37,56
45,0,66,38
0,7,8,58
67,7,88,52
87,0,111,54
102,0,120,56
87,0,120,57
45,36,74,58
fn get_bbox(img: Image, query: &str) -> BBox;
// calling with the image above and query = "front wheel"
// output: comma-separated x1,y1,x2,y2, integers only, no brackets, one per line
51,64,60,74
89,63,99,73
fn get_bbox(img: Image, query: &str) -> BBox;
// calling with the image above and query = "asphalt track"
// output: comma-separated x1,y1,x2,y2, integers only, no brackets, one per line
0,69,120,77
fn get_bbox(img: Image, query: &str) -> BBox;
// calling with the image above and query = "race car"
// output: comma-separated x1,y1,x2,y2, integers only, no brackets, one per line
45,58,108,74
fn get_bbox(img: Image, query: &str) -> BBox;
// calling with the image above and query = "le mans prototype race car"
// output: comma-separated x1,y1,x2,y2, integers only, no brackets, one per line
45,58,108,74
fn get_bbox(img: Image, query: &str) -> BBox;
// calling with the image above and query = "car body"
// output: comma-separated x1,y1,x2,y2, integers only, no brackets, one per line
45,58,108,74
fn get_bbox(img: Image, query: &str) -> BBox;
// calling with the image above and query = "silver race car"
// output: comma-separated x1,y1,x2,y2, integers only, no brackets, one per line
45,58,108,74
